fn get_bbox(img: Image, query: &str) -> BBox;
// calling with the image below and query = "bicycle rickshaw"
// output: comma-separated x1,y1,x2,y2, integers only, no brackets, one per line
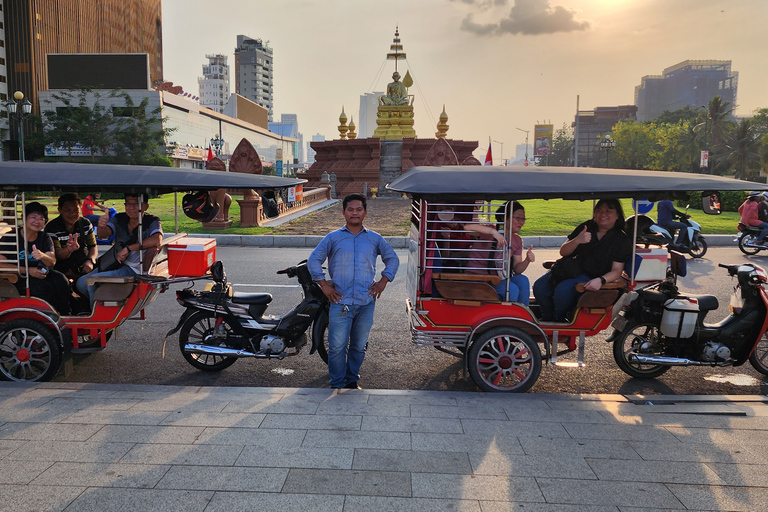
387,165,768,392
0,161,304,382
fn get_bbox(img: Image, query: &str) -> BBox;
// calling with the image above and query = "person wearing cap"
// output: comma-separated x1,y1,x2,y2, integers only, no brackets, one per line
0,202,72,314
738,192,768,242
656,199,690,246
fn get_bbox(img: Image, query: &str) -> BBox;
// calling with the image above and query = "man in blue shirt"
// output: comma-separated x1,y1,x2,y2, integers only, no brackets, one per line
657,199,689,245
308,193,399,389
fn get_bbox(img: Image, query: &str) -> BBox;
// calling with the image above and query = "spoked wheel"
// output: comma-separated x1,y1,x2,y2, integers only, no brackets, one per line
749,333,768,376
738,232,762,255
688,237,708,259
0,319,62,382
467,327,542,392
613,322,670,379
312,306,329,364
178,311,239,371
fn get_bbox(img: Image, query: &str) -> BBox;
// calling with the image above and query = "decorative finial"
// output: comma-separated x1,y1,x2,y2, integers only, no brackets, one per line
386,26,406,73
338,106,349,140
348,117,357,139
435,104,449,139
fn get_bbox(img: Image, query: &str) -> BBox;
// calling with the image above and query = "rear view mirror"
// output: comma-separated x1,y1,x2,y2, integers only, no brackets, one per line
262,191,280,219
702,192,721,215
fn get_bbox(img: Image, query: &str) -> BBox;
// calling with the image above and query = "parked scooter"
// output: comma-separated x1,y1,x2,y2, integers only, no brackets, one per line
629,207,707,258
610,255,768,379
737,223,768,255
166,260,330,371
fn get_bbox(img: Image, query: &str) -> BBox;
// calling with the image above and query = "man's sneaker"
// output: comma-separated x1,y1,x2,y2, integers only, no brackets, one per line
344,381,361,390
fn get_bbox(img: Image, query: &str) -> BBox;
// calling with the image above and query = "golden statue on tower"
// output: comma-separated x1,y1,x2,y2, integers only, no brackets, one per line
374,27,416,140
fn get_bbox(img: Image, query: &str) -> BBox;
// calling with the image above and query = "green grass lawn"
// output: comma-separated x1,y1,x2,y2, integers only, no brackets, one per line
34,195,742,236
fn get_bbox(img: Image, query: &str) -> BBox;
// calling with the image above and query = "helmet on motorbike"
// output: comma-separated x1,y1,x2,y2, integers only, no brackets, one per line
182,191,220,223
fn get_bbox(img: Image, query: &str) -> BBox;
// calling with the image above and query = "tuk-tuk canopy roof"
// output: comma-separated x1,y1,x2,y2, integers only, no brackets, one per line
387,166,768,201
0,161,305,195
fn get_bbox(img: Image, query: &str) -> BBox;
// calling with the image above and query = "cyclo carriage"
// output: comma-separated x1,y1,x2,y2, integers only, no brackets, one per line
0,161,303,382
387,165,768,392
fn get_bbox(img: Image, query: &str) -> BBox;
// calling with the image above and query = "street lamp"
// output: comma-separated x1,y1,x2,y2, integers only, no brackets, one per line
699,105,709,173
515,127,529,166
600,134,616,167
210,133,224,156
4,91,33,162
492,139,504,166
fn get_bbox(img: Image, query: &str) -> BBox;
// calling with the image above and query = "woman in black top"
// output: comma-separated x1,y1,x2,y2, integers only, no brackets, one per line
0,202,72,315
533,198,631,322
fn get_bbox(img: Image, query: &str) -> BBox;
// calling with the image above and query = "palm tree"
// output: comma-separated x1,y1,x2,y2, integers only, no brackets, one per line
706,96,735,174
724,118,763,179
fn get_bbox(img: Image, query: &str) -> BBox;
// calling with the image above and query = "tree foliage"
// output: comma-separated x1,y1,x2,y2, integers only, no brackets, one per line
547,123,574,166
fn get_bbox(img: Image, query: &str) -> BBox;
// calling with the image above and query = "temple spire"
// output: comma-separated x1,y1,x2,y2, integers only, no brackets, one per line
386,26,406,73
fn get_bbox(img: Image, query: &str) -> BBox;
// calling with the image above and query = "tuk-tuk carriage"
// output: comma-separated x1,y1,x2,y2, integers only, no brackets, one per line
387,165,768,392
0,161,304,382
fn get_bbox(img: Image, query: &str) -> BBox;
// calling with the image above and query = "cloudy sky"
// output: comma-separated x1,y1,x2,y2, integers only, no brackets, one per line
162,0,765,160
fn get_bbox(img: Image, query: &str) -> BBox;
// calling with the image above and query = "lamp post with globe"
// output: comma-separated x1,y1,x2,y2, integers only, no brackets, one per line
4,91,33,162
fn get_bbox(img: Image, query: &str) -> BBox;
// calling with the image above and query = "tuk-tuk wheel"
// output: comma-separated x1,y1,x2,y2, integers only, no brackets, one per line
0,319,62,382
467,327,542,393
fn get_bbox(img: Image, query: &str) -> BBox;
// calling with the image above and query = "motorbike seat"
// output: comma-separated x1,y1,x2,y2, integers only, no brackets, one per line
231,292,273,305
684,294,719,312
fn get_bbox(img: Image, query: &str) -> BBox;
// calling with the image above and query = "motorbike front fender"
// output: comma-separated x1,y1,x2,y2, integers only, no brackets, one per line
166,308,197,338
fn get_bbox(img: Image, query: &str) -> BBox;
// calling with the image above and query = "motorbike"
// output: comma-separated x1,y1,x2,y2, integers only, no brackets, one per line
737,223,768,255
629,207,707,258
610,255,768,379
166,259,330,372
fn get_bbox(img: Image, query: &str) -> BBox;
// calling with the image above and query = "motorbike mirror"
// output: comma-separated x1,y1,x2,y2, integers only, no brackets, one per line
701,192,721,215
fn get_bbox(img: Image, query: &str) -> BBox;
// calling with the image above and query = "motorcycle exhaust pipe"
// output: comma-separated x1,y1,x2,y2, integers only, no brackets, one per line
183,344,285,359
630,354,711,366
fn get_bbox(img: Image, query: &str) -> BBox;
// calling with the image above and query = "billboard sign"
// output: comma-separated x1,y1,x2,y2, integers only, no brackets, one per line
534,124,553,157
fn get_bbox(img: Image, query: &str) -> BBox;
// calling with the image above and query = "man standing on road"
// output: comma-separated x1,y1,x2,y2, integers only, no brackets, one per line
308,193,399,390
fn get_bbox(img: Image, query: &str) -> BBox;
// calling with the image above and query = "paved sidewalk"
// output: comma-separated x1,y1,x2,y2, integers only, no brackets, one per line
1,383,767,512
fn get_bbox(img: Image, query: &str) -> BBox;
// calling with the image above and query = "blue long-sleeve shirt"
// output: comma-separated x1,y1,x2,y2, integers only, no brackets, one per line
308,226,399,306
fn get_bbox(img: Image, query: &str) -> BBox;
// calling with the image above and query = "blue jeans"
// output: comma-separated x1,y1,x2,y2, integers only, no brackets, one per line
756,222,768,242
76,265,137,306
533,272,589,322
327,302,376,388
492,274,530,305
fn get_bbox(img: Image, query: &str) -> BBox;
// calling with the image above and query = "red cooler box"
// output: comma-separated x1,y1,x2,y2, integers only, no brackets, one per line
167,237,217,277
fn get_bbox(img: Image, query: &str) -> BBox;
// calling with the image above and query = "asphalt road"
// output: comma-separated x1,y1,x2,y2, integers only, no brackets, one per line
55,246,768,395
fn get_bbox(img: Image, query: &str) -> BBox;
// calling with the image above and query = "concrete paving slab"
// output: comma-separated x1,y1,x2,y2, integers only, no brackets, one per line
470,452,596,479
666,426,768,445
0,439,26,459
587,458,725,485
411,432,524,454
410,404,508,420
367,394,460,406
537,479,684,508
501,407,610,424
87,424,204,444
260,413,362,430
156,465,288,492
667,483,768,512
411,473,544,502
6,440,134,463
461,418,571,437
352,448,472,474
315,400,411,417
707,461,768,486
343,496,481,512
223,397,321,414
120,443,243,466
481,503,620,512
236,445,354,469
361,415,463,433
629,440,768,464
128,397,231,413
158,410,266,428
31,461,170,488
302,429,411,450
205,491,345,512
61,487,213,512
0,405,79,423
282,468,412,497
0,459,54,484
194,426,306,445
0,421,103,442
60,409,170,426
518,436,640,459
562,422,680,442
45,397,142,411
0,484,86,512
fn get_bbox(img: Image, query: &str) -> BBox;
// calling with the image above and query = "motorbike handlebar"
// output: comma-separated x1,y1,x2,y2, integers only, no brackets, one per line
718,263,740,276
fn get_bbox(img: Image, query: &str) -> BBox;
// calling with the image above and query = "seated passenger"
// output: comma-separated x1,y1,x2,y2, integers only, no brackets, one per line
76,194,162,306
0,202,72,314
45,193,98,280
465,202,535,305
532,198,631,322
82,192,108,226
